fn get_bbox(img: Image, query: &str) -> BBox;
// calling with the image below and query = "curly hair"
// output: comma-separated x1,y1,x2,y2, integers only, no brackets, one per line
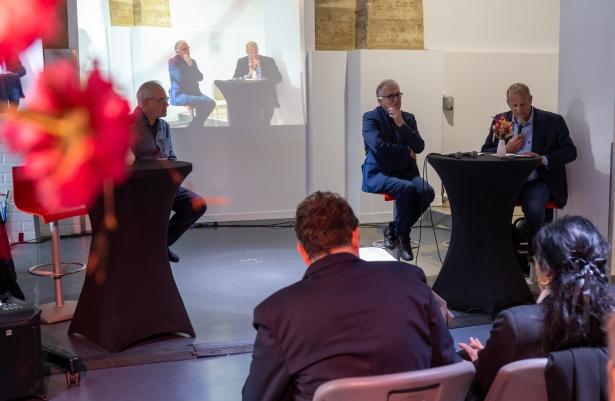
294,191,359,259
533,215,613,352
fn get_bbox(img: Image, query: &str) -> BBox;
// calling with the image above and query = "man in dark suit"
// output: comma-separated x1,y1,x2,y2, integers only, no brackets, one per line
242,191,457,401
481,83,577,246
233,41,282,125
362,79,435,261
168,40,216,128
0,56,26,107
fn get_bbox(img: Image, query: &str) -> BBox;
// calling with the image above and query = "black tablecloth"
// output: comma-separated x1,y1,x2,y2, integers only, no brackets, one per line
68,160,195,352
428,153,542,315
214,79,275,126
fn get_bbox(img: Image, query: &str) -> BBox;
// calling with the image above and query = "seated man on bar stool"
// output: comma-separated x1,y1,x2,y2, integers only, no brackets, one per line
481,82,577,250
131,80,207,263
361,79,434,261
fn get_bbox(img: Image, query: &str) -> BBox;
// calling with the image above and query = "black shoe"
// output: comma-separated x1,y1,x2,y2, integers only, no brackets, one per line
399,237,414,262
168,248,180,263
383,223,397,249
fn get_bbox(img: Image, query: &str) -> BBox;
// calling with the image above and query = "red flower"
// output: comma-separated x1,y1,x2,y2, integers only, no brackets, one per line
492,115,513,140
0,0,59,59
2,61,134,210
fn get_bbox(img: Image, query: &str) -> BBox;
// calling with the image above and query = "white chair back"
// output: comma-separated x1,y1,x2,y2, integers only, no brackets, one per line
313,361,475,401
484,358,548,401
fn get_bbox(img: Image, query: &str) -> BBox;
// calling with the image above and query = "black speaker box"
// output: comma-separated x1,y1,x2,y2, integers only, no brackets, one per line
0,295,44,401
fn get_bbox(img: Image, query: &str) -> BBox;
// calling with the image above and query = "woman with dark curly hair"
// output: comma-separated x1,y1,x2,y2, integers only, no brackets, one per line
459,215,614,397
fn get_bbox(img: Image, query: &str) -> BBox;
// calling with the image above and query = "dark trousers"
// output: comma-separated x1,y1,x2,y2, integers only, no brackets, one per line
168,186,207,247
519,179,551,248
172,93,216,127
381,175,435,238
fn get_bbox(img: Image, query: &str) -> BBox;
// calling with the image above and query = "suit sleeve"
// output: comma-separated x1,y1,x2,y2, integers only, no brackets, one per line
543,115,577,170
233,59,244,79
427,290,459,367
242,307,294,401
481,116,499,153
399,113,425,153
474,310,520,394
362,112,413,161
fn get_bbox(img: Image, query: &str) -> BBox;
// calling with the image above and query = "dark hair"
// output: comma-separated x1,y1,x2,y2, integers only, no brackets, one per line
534,215,613,352
294,191,359,259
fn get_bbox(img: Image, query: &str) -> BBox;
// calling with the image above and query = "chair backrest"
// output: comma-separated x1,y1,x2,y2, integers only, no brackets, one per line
484,358,548,401
313,361,475,401
12,166,87,222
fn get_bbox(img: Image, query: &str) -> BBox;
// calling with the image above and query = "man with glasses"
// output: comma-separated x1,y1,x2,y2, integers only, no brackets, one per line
131,81,207,263
361,79,434,261
169,40,216,128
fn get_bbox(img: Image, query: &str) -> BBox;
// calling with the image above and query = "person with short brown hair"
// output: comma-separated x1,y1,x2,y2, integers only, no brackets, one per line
242,191,457,401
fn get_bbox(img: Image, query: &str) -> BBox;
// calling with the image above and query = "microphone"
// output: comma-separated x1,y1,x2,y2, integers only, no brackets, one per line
444,151,478,159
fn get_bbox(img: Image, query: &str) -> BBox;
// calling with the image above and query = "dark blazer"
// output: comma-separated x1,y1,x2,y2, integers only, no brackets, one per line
242,253,458,401
168,55,205,103
362,106,425,193
473,304,546,396
545,347,608,401
481,108,577,208
233,55,282,106
0,57,26,103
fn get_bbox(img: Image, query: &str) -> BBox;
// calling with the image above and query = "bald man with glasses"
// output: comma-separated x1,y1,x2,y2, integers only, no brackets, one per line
131,81,207,263
361,79,434,261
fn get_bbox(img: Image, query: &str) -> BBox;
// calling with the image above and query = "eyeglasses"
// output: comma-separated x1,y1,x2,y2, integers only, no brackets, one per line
378,92,403,100
146,97,169,104
177,47,190,51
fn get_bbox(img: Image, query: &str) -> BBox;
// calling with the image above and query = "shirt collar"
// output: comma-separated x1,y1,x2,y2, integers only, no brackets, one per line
513,107,534,126
303,252,360,279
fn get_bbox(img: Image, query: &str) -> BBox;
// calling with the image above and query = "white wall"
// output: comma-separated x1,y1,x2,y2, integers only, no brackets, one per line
557,0,615,240
423,0,560,52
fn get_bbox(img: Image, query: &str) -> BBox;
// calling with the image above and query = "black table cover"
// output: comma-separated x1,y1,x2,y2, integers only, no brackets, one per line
428,153,542,315
68,160,195,352
214,79,276,126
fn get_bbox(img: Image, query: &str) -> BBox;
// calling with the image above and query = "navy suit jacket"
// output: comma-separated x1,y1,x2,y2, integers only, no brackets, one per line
233,55,282,106
362,106,425,193
242,253,458,401
168,55,205,103
481,108,577,208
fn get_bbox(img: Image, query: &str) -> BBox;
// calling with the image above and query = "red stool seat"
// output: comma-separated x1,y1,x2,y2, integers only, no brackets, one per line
383,194,395,202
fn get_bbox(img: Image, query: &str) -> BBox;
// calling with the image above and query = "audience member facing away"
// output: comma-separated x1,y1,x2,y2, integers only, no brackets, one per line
242,191,457,401
168,40,216,128
131,80,207,263
459,215,613,398
232,41,282,125
481,83,577,250
361,78,435,261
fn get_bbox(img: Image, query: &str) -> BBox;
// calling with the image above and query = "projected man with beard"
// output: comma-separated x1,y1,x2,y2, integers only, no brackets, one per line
169,40,216,128
233,41,282,125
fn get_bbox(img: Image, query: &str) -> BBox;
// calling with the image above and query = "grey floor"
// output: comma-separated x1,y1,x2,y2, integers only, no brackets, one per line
11,212,496,401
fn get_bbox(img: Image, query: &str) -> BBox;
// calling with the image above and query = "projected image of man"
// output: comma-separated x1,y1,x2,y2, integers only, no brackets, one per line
361,79,435,261
131,81,207,263
0,56,26,108
169,40,216,128
233,41,282,125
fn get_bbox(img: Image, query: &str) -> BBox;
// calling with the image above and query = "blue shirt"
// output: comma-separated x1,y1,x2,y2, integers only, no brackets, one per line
131,107,177,160
513,108,547,179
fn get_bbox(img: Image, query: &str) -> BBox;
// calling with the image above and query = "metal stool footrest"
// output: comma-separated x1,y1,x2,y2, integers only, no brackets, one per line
371,239,419,249
28,262,86,278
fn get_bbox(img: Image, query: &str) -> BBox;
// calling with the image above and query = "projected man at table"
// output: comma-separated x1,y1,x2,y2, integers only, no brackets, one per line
169,40,216,128
361,79,434,261
232,41,282,125
481,82,577,248
131,81,207,263
0,56,26,108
